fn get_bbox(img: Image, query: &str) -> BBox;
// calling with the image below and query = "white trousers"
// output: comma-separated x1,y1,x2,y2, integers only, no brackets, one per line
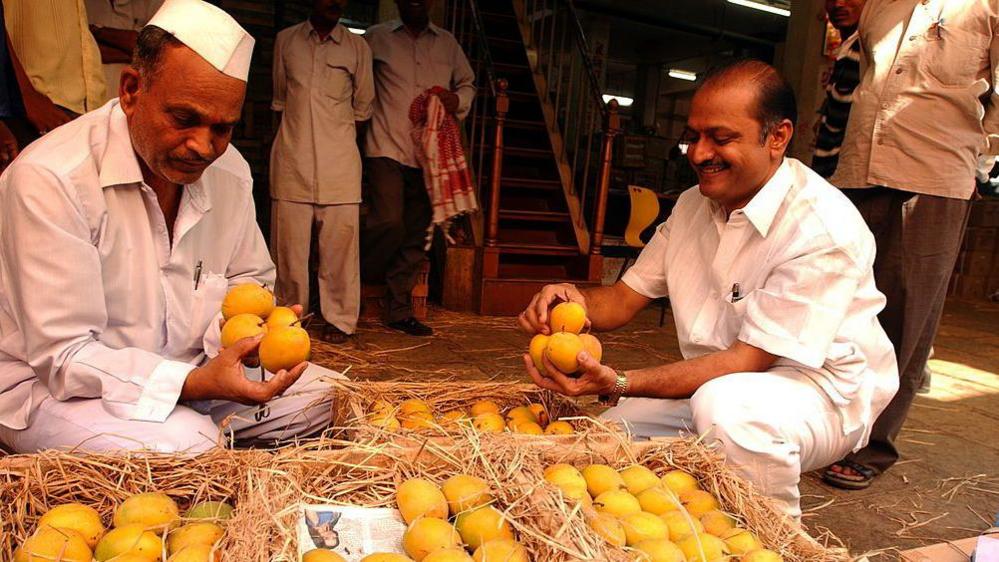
271,200,360,334
601,369,866,520
0,364,342,454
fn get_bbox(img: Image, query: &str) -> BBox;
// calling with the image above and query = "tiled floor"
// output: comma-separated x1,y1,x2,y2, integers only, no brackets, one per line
311,298,999,558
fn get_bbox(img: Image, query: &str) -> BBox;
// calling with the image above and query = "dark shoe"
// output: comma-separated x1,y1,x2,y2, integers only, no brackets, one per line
822,460,878,490
387,317,433,336
319,325,350,344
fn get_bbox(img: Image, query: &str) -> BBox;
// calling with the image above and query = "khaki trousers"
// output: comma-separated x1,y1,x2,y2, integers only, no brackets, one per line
271,199,360,334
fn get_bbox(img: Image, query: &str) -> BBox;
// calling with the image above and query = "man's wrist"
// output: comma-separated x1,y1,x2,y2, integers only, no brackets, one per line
598,369,628,406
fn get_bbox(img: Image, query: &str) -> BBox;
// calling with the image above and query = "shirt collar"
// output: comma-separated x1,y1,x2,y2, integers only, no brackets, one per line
740,158,793,238
306,20,345,43
99,102,144,189
390,19,441,35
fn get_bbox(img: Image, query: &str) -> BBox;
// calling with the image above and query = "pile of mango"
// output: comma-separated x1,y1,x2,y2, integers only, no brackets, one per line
544,463,784,562
220,284,310,372
14,493,233,562
366,398,575,436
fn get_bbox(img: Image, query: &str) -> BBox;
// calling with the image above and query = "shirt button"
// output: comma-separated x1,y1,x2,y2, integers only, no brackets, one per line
881,102,890,109
909,35,918,41
895,68,904,74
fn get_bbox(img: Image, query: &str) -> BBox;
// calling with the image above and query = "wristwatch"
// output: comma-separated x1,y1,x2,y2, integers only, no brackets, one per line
598,370,629,407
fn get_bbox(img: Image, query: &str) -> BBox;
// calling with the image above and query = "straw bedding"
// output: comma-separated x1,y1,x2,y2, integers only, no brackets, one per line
0,434,850,561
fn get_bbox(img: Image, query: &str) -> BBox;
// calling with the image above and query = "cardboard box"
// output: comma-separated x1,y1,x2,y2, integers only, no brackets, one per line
900,531,999,562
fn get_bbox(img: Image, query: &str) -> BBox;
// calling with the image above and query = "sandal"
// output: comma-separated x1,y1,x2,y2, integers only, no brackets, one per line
319,325,350,344
822,460,878,490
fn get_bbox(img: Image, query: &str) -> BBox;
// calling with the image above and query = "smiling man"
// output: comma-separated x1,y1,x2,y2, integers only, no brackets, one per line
518,61,899,519
0,0,335,454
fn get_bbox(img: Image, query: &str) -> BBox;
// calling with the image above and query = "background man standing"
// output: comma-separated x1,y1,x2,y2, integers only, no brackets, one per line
270,0,374,344
811,0,864,178
825,0,996,489
361,0,474,336
86,0,165,103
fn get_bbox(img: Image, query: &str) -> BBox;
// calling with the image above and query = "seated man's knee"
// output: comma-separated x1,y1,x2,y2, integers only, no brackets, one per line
154,407,221,454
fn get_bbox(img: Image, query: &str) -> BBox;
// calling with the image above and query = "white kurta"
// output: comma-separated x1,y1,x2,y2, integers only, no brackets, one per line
611,158,900,519
0,100,275,432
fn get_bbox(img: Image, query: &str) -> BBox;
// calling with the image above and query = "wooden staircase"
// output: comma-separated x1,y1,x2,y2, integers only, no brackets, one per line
445,0,620,316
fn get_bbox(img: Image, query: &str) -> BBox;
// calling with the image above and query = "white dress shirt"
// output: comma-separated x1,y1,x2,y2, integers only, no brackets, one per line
0,100,275,430
363,20,475,168
622,158,899,445
270,21,374,205
831,0,999,199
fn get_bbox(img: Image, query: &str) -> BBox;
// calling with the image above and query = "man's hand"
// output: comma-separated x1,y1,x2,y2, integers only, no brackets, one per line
438,91,460,114
24,93,71,135
518,283,589,335
0,121,18,171
523,350,616,398
181,335,308,405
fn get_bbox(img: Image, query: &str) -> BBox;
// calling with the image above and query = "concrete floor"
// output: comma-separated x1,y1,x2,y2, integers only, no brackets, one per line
310,297,999,559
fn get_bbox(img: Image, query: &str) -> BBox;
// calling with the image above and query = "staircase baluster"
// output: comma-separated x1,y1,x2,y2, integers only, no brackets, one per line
591,99,620,256
486,79,510,248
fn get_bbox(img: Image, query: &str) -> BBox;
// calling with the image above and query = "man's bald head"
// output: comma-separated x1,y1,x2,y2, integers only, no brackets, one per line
698,60,797,145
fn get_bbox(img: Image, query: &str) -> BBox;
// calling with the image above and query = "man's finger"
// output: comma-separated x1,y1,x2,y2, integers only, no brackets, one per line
290,304,305,317
227,334,264,358
524,354,563,393
263,362,307,397
542,354,583,395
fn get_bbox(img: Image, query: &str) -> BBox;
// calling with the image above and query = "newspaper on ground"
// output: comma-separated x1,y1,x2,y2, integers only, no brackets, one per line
296,504,407,560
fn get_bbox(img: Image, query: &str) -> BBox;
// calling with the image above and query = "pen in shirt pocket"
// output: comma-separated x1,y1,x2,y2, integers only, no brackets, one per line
730,283,743,303
194,260,203,290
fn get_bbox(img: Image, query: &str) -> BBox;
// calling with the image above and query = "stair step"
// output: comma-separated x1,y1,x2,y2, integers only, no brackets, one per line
501,177,562,190
495,242,580,256
493,61,531,73
478,87,536,101
459,32,522,48
479,10,517,20
499,209,571,222
484,116,546,130
486,145,551,158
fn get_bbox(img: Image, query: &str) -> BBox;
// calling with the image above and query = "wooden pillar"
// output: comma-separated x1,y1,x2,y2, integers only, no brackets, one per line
590,99,620,256
486,79,509,248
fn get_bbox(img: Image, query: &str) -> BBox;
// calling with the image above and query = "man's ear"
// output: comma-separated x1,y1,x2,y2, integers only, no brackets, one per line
118,67,142,116
769,118,794,156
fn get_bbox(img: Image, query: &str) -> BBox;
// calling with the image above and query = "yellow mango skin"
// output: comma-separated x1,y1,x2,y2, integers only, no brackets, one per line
16,527,93,562
549,302,586,333
113,492,180,530
38,503,106,549
396,478,448,524
303,549,348,562
545,332,584,374
221,283,274,320
259,325,311,373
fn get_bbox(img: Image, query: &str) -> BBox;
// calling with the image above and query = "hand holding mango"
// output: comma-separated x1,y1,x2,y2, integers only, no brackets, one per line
528,302,602,377
219,284,311,373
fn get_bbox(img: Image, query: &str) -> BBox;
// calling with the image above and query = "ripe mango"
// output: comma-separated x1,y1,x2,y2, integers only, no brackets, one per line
259,325,311,373
549,302,586,333
221,283,274,320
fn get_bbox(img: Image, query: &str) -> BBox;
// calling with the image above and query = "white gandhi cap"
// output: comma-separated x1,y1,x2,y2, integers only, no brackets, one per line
145,0,254,82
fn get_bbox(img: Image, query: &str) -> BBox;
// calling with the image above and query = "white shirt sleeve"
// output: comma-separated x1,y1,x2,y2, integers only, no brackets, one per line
737,243,863,369
620,215,674,299
0,163,194,423
353,38,375,122
449,35,476,121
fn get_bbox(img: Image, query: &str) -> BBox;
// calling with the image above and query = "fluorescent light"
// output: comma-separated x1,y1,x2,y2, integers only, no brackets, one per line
726,0,790,17
347,26,366,35
668,69,697,82
602,94,634,107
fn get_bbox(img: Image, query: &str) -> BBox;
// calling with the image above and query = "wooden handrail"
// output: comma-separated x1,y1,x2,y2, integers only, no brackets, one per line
486,79,510,248
590,99,620,255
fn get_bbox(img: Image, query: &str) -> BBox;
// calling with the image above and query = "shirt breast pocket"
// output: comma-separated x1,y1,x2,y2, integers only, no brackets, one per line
323,63,353,102
188,273,227,347
920,26,989,88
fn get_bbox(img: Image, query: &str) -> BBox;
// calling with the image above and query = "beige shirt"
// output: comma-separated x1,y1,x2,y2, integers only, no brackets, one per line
0,100,275,430
623,159,899,446
85,0,164,102
831,0,999,199
270,22,374,205
363,20,475,168
3,0,106,114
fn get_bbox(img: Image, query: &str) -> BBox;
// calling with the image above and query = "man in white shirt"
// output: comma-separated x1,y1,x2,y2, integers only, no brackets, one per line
825,0,994,490
86,0,165,103
519,61,898,520
270,0,374,344
361,0,475,336
0,0,334,454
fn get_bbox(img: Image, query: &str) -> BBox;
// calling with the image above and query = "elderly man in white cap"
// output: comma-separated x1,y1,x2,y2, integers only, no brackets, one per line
0,0,337,454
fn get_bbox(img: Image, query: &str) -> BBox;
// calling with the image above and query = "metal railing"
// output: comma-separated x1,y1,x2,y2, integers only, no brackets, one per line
516,0,619,255
444,0,505,246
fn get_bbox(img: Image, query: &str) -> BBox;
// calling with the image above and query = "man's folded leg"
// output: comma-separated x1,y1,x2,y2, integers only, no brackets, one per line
198,363,346,447
600,396,695,438
0,396,221,454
